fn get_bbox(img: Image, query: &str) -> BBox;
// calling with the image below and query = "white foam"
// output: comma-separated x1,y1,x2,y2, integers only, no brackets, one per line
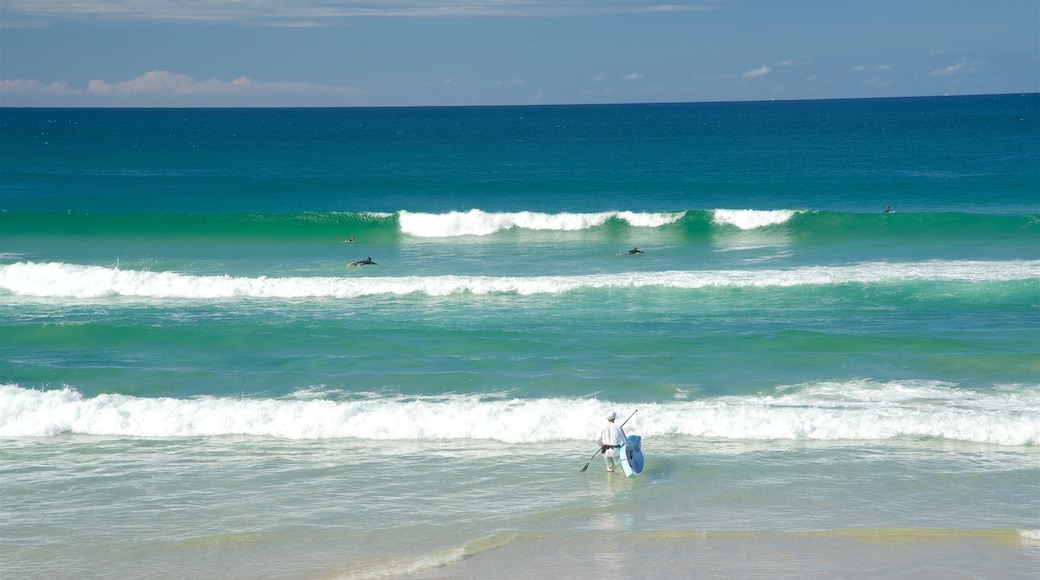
614,210,687,228
334,546,467,580
2,381,1036,445
1,260,1036,300
713,209,799,230
398,209,684,237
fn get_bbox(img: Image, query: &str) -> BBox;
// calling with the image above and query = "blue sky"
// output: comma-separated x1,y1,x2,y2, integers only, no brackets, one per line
1,0,1037,107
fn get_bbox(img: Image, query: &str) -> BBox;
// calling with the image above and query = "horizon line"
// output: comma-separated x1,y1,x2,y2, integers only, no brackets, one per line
2,91,1036,111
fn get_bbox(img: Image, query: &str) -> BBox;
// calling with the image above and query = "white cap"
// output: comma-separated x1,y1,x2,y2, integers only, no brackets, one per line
606,411,617,420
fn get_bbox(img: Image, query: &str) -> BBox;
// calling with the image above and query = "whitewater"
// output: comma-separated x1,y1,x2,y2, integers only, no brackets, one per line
3,380,1037,445
398,209,688,237
2,259,1036,299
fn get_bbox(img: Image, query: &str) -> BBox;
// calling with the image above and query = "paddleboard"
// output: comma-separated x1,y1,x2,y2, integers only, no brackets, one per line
619,435,644,477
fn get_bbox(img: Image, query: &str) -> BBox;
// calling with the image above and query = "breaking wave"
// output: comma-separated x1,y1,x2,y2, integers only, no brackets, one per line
2,380,1036,445
4,208,1033,241
1,260,1036,300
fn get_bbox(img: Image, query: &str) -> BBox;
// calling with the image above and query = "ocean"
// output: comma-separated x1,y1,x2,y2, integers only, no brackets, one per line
1,94,1038,579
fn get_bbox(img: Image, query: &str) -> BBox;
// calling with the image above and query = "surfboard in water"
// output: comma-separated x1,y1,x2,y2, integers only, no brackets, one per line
620,435,644,477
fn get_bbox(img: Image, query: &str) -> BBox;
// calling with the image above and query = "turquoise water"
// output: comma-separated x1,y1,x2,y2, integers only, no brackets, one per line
2,95,1038,578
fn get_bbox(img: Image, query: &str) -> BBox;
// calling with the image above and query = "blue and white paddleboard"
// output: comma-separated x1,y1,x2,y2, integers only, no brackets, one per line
620,435,644,477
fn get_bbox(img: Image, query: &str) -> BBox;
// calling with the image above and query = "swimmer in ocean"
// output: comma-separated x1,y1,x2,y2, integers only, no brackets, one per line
618,247,643,255
349,257,377,266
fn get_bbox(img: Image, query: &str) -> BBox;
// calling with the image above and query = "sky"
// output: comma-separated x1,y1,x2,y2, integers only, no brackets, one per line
1,0,1037,107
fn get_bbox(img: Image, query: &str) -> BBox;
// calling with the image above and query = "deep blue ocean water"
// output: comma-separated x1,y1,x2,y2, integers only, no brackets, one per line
2,95,1038,578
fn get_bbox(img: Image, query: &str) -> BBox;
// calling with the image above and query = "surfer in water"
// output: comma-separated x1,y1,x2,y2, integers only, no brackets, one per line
618,247,643,256
343,236,356,243
349,257,377,267
596,411,629,473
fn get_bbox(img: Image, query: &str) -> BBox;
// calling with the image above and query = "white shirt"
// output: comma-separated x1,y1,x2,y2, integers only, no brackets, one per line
596,422,628,448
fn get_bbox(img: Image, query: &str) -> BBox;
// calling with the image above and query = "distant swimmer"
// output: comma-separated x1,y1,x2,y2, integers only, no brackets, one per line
349,257,377,266
343,236,356,243
617,247,643,256
884,206,892,213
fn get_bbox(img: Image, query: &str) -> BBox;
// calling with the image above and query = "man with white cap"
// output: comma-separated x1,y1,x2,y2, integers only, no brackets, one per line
595,411,629,473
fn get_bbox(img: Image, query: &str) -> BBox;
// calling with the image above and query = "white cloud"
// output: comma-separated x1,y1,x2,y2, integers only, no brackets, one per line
624,72,644,80
853,64,893,72
932,62,966,76
1,0,717,25
742,66,771,78
86,71,364,96
2,70,366,99
777,60,812,68
88,71,212,95
0,78,78,94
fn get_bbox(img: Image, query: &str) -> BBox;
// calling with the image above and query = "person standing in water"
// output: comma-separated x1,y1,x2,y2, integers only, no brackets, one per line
596,411,629,473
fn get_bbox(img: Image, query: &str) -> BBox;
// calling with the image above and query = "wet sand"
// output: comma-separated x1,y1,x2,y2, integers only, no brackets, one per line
389,529,1040,580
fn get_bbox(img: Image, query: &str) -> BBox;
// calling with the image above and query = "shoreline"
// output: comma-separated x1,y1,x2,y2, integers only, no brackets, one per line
371,528,1040,580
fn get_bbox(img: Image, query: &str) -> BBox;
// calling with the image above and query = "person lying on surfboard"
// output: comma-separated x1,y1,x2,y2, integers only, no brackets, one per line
349,257,377,266
618,247,643,255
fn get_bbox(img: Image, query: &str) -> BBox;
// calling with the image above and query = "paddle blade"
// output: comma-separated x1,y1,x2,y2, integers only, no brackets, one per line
580,449,600,472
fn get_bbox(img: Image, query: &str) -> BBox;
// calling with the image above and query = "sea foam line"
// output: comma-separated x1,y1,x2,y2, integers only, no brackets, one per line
2,381,1036,445
398,209,685,237
0,260,1036,299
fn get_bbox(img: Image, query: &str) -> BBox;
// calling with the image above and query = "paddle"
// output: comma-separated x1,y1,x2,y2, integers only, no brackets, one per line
580,409,638,472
